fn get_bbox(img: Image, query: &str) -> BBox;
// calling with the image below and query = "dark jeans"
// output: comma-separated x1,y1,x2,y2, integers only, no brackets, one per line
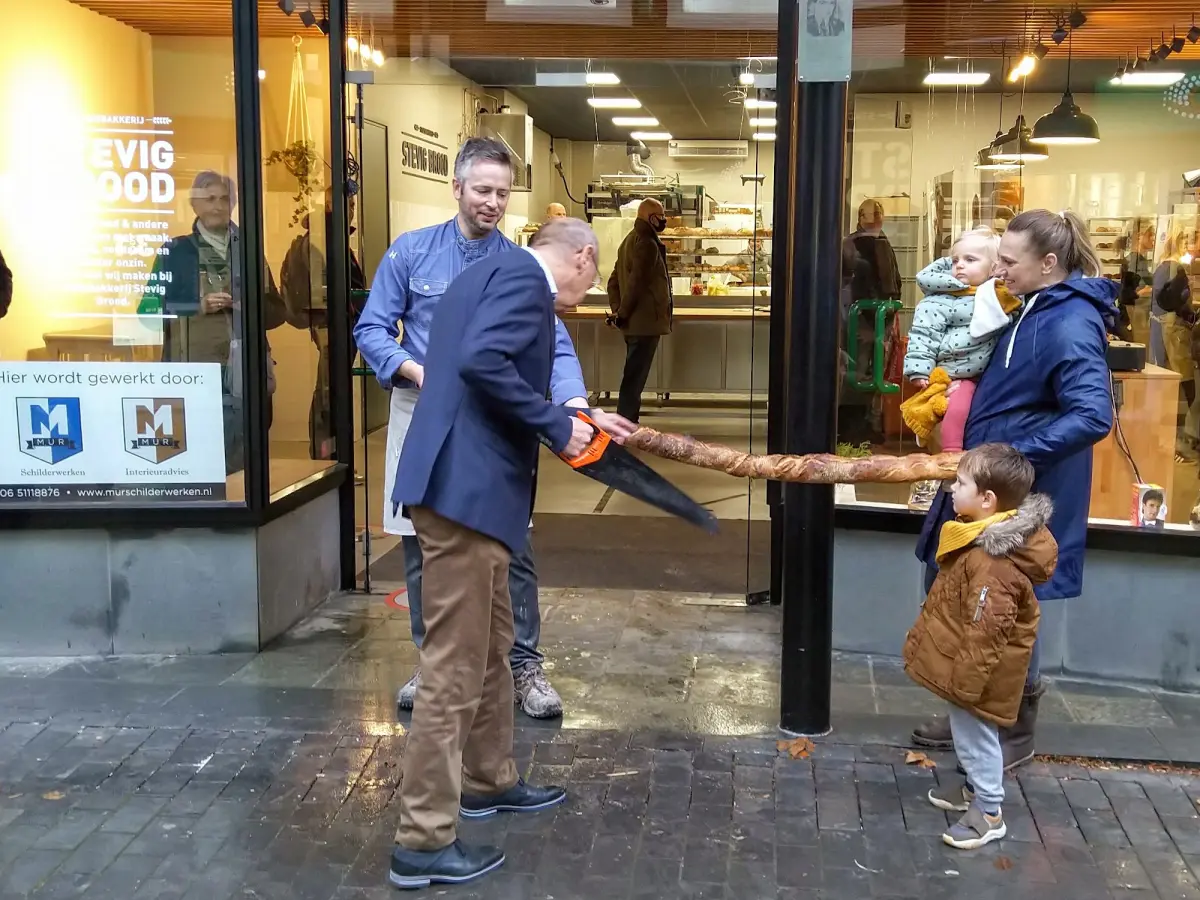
923,564,1040,688
618,335,661,423
402,530,543,673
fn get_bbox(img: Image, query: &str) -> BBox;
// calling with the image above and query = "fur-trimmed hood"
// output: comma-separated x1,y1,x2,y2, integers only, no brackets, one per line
975,493,1057,585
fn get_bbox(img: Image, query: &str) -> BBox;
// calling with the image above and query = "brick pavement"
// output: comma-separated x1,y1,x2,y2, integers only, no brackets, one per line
3,711,1200,900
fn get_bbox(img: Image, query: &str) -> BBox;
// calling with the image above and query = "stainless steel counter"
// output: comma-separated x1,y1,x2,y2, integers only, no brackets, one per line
560,298,771,397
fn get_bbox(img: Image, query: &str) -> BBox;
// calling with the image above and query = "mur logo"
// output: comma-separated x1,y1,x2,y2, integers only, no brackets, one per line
122,398,187,463
15,398,84,464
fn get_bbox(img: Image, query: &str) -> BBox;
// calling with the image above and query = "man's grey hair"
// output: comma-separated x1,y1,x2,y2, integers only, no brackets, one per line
530,217,600,263
190,170,237,205
454,137,513,183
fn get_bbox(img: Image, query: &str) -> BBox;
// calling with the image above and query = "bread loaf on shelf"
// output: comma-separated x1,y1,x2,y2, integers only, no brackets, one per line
625,427,961,484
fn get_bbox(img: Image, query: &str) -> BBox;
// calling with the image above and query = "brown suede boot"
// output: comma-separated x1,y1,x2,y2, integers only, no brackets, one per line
911,714,954,750
999,679,1045,771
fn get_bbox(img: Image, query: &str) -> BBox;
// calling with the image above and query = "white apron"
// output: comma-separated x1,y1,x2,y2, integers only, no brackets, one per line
382,384,537,536
382,387,420,535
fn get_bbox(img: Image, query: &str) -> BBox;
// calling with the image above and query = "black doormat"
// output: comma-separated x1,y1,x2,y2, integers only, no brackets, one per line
369,515,771,594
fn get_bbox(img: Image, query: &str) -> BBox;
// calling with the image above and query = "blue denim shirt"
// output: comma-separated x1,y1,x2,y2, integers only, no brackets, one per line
353,218,588,404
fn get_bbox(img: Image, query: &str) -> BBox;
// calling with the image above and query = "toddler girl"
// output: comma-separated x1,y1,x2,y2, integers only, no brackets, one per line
903,226,1019,453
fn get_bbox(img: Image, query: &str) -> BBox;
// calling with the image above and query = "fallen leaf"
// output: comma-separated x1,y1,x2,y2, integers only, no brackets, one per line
903,750,938,769
41,791,65,800
993,856,1014,871
778,737,814,760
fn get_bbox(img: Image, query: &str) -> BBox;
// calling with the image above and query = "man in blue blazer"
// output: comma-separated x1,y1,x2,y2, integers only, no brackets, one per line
388,218,603,889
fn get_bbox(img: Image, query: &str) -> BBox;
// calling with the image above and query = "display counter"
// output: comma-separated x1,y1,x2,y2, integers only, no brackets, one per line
560,295,771,396
1089,363,1181,521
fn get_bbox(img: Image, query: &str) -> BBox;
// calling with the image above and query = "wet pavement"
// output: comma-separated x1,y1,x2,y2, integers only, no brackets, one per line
2,587,1200,898
5,588,1197,763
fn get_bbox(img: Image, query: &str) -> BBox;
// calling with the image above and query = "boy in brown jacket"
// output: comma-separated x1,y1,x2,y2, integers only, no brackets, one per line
903,443,1057,849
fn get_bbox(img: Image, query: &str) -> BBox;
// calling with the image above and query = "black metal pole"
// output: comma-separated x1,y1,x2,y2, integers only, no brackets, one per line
231,0,268,512
778,80,848,736
327,0,356,591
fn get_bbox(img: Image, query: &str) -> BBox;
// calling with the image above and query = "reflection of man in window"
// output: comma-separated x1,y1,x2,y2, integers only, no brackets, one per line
807,0,845,36
731,237,771,287
839,199,901,443
281,186,367,460
139,171,287,475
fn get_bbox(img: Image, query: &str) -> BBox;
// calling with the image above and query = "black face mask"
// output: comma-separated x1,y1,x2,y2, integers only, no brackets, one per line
650,216,666,233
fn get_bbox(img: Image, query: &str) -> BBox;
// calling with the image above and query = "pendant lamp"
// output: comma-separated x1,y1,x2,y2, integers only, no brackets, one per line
1032,27,1100,144
976,146,1023,171
975,46,1025,171
990,114,1049,162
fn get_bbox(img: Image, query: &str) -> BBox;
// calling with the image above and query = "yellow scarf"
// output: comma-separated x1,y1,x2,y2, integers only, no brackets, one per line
936,511,1016,563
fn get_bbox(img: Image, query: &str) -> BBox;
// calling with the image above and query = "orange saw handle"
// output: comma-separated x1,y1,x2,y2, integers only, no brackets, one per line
559,410,611,469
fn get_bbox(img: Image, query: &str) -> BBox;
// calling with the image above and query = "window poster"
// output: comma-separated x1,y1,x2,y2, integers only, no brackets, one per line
798,0,852,82
83,114,178,345
0,362,227,504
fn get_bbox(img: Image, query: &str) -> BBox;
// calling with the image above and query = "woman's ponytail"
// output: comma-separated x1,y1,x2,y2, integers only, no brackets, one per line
1060,210,1101,277
1006,209,1102,278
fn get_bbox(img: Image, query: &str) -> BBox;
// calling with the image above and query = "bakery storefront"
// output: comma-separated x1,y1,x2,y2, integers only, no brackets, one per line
338,2,1199,698
0,0,353,654
1,0,1197,696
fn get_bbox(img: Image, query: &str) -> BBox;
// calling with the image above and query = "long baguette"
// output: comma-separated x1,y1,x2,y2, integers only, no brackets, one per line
625,427,961,484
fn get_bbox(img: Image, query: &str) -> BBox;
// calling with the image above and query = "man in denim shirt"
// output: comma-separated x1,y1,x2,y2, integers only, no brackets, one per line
355,138,633,719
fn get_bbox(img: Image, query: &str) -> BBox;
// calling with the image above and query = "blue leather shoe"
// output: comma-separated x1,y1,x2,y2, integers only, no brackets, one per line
460,777,567,819
388,839,504,890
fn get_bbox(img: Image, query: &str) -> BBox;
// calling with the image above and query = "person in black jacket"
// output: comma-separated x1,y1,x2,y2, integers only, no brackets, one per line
839,199,902,442
0,248,11,320
1151,234,1199,461
281,186,367,459
606,198,672,423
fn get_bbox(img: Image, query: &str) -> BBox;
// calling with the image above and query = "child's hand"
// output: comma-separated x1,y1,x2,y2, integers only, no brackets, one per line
946,381,961,397
911,378,929,390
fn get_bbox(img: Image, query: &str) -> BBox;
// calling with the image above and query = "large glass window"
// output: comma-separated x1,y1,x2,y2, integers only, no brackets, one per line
349,48,778,594
0,1,251,506
258,30,339,499
839,47,1200,538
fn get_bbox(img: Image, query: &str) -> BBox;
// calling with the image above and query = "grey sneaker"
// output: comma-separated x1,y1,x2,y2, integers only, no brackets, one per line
943,805,1006,850
927,779,974,813
396,668,421,713
514,664,563,719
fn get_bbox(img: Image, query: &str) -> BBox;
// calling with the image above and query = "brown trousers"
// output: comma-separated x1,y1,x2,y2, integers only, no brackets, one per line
395,506,520,850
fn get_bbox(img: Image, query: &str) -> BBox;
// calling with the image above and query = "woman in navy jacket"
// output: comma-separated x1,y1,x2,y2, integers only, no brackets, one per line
911,209,1119,769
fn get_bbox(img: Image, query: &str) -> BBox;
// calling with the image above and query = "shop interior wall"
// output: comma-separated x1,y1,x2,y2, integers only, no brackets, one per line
0,1,327,451
362,59,775,265
0,0,152,363
852,91,1200,222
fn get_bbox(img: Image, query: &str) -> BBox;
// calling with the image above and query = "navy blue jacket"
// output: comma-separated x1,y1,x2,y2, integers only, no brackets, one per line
393,250,574,553
916,274,1119,600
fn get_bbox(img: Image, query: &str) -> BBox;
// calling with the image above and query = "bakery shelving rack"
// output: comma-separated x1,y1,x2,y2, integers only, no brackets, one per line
1089,216,1145,279
660,227,773,286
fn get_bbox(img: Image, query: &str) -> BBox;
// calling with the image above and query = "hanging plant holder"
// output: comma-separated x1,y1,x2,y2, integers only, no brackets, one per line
266,35,320,225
